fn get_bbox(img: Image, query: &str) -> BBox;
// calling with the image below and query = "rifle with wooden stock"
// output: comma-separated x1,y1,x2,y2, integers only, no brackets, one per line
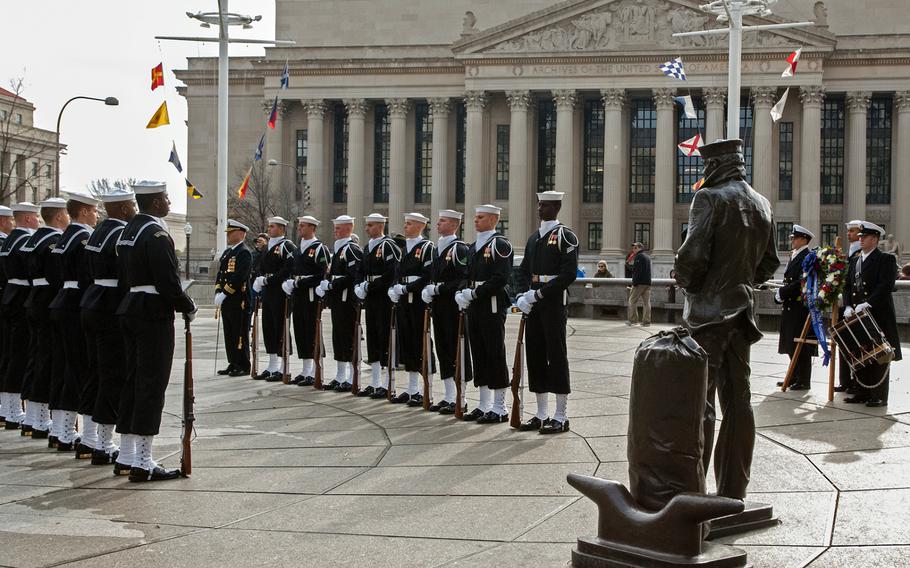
351,300,362,395
180,314,195,477
313,298,324,389
387,304,397,400
282,297,291,384
250,295,260,377
510,313,527,429
454,310,465,419
421,306,432,410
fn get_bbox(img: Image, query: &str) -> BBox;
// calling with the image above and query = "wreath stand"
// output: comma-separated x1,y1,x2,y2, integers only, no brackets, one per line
779,237,841,402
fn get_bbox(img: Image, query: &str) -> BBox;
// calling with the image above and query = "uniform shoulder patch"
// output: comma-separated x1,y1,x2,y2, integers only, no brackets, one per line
559,227,579,251
493,236,513,258
154,230,169,238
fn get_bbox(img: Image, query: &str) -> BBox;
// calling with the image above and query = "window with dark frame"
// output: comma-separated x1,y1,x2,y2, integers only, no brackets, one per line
738,96,754,183
629,98,656,203
587,222,603,251
495,124,510,200
373,103,390,203
295,129,308,201
777,222,794,251
583,99,605,203
414,102,433,204
821,97,845,205
633,222,651,250
676,97,704,203
537,99,556,192
455,102,466,203
332,103,348,204
778,122,794,201
821,224,838,247
496,219,509,235
866,95,892,205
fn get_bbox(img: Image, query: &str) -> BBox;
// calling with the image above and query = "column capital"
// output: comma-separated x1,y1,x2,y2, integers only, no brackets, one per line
505,90,532,111
303,99,328,119
553,89,578,111
428,98,451,117
846,91,872,113
385,98,412,118
897,91,910,112
750,87,778,107
343,98,368,119
703,87,726,107
799,86,825,107
463,91,487,111
262,98,289,118
652,88,676,109
600,88,627,109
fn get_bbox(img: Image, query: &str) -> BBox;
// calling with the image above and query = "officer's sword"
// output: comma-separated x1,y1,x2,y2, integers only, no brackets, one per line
212,307,221,375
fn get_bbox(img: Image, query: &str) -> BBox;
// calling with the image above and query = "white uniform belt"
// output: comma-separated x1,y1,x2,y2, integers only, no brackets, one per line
295,275,315,282
401,276,421,283
63,281,79,289
9,278,29,286
94,279,118,288
532,274,558,283
366,275,383,282
472,281,486,287
32,278,50,286
331,275,346,281
130,285,159,295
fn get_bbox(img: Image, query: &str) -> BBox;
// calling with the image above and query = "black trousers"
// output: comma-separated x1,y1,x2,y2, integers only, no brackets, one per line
222,298,250,371
365,292,393,364
261,286,289,355
117,315,175,436
48,320,66,409
52,308,91,413
693,321,754,500
853,362,890,402
787,348,814,386
330,293,357,363
466,305,509,389
397,295,434,373
432,295,472,381
25,303,54,404
82,309,127,425
525,299,570,394
292,291,320,360
1,304,29,394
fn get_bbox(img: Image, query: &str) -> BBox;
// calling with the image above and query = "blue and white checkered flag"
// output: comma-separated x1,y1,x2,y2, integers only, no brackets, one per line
660,57,687,81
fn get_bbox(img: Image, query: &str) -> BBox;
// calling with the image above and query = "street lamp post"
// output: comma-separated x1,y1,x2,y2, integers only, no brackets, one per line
184,222,193,279
55,96,119,197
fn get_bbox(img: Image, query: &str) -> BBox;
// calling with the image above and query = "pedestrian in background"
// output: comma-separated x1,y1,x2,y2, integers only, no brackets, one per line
625,242,651,327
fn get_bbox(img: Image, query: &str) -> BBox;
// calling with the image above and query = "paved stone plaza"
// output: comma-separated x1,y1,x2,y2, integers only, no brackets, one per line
1,311,909,567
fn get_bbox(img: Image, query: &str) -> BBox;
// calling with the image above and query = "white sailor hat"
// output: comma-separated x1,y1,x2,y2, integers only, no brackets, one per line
364,213,388,223
476,204,501,215
438,209,463,221
131,180,168,195
39,197,68,209
858,222,885,238
267,216,289,226
64,192,100,207
0,206,13,217
404,212,429,224
101,188,135,203
225,219,249,232
536,191,565,201
12,202,39,213
332,214,355,225
297,215,321,226
845,219,864,229
790,224,815,241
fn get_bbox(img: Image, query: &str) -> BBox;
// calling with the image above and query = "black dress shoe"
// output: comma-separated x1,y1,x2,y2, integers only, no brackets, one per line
477,411,509,424
334,381,352,393
128,465,181,482
265,372,284,383
252,371,271,381
866,399,887,408
462,408,484,421
356,385,375,397
439,402,465,415
4,421,20,430
299,376,316,387
113,461,132,476
833,385,849,393
91,449,119,465
540,419,570,434
390,392,410,404
428,400,451,412
20,424,32,437
844,396,869,404
789,383,811,391
217,367,234,376
48,435,59,449
228,368,250,377
323,379,340,391
518,417,544,431
406,394,424,407
31,429,49,439
75,443,94,459
57,440,76,452
369,387,388,399
846,387,857,395
288,374,303,385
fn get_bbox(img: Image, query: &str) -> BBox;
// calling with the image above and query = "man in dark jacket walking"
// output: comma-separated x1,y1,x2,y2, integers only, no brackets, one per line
626,242,652,326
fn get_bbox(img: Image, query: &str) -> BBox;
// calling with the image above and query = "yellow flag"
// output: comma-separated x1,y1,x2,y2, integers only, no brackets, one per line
146,102,170,129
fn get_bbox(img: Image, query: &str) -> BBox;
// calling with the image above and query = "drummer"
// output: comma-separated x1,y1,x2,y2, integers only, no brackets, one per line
842,221,901,407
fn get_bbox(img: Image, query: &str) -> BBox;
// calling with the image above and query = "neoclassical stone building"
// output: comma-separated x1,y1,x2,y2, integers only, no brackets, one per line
177,0,910,276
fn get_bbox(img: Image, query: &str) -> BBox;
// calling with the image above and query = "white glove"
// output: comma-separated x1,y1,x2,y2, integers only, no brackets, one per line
521,289,539,304
354,282,367,300
455,289,474,311
252,276,266,293
184,300,198,323
844,306,855,318
319,279,331,292
213,292,226,307
774,289,781,303
421,285,435,304
387,287,402,303
855,302,871,313
516,296,532,314
394,284,407,295
315,285,327,298
281,279,295,296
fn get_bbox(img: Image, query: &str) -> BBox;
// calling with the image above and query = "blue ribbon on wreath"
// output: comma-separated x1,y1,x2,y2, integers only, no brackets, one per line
801,250,831,366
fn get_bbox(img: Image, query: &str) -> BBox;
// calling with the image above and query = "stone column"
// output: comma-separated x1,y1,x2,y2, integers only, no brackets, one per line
600,88,627,257
344,99,368,225
799,86,825,238
428,98,451,241
464,91,487,242
386,98,411,234
751,87,777,202
265,98,285,188
304,99,328,239
704,87,726,143
653,88,676,254
506,90,531,252
554,89,579,232
895,92,910,260
846,91,871,223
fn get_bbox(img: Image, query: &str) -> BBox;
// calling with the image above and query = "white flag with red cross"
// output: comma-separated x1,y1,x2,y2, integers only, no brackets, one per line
677,133,703,157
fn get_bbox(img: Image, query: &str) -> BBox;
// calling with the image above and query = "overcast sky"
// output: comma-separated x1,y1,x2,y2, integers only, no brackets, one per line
1,1,277,213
